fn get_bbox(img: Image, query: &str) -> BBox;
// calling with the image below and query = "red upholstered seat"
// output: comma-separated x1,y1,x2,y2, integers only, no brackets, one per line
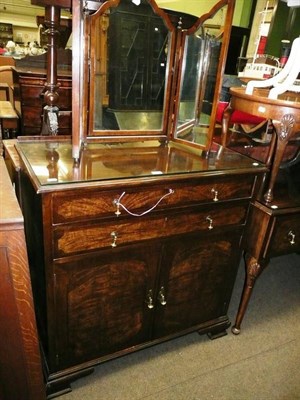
216,101,266,125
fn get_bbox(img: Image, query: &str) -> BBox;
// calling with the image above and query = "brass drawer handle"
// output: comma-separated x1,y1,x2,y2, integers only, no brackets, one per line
111,231,118,247
211,188,219,202
288,230,296,245
158,286,167,306
206,216,214,230
113,189,174,217
146,290,154,309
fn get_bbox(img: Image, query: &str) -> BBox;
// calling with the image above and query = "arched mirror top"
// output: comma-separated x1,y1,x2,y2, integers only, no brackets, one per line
82,0,176,140
72,0,235,159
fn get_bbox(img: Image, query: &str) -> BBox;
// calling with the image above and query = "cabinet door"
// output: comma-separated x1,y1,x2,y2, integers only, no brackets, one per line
153,231,242,338
52,243,159,370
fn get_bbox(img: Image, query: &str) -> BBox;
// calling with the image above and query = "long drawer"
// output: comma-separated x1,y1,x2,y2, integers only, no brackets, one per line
53,202,248,258
51,175,255,224
20,85,72,109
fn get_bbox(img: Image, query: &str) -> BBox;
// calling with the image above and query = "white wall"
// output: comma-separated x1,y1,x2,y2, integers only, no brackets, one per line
0,0,70,45
246,0,278,57
0,0,255,48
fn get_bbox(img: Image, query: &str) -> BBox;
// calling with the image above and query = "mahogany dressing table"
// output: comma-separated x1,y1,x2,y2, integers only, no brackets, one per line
4,0,269,396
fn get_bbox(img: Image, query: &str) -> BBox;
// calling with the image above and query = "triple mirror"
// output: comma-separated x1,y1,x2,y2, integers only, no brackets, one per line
72,0,235,159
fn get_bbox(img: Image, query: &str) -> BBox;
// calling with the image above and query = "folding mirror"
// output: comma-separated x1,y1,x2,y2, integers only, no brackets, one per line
171,0,234,150
71,0,235,160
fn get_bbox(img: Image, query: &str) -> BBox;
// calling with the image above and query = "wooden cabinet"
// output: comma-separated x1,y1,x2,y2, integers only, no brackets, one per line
6,0,258,397
224,167,300,334
232,196,300,335
16,68,72,135
13,140,265,396
53,230,242,370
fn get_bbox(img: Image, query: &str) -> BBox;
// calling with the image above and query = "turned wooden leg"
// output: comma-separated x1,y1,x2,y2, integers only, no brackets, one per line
232,254,267,335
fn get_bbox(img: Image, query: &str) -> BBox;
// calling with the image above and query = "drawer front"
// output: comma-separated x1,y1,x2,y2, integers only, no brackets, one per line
53,203,248,258
20,87,44,107
52,176,254,224
269,213,300,255
20,85,72,109
19,75,71,87
21,106,42,126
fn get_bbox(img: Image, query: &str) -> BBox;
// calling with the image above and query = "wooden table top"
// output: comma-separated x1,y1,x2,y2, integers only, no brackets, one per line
229,87,300,127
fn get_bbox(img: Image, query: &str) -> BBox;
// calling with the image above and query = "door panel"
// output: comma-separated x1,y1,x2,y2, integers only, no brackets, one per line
52,243,159,370
153,231,242,338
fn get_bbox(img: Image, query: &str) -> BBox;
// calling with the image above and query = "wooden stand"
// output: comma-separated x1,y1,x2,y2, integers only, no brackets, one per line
221,86,300,334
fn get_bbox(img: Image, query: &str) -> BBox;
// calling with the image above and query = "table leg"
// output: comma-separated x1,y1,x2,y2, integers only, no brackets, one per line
264,114,296,202
232,254,267,335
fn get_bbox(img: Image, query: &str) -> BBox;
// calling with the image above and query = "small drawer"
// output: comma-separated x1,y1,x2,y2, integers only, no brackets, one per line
21,86,44,107
268,213,300,255
53,203,248,258
52,175,254,224
22,106,42,126
21,85,72,109
19,77,46,87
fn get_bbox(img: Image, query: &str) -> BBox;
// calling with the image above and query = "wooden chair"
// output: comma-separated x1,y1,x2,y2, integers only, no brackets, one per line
0,66,20,138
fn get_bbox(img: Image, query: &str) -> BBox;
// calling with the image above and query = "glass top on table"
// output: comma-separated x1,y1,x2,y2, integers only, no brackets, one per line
16,140,265,189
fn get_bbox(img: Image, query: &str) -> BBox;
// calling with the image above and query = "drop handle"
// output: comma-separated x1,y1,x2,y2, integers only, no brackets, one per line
111,231,118,247
206,216,214,230
146,290,154,309
112,189,174,217
158,286,167,306
211,188,219,202
288,230,296,245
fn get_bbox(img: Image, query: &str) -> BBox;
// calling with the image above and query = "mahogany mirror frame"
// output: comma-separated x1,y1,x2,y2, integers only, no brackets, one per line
170,0,235,152
71,0,235,161
87,0,176,139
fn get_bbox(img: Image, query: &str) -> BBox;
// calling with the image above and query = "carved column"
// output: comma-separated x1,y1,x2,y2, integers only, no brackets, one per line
41,5,61,135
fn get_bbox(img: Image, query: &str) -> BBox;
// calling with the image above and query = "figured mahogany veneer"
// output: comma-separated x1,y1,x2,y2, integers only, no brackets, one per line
51,175,254,223
10,140,266,397
54,203,248,257
5,0,263,397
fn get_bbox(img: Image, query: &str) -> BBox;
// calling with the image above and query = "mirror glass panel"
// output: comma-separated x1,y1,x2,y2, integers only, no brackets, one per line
174,5,227,146
87,0,172,135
